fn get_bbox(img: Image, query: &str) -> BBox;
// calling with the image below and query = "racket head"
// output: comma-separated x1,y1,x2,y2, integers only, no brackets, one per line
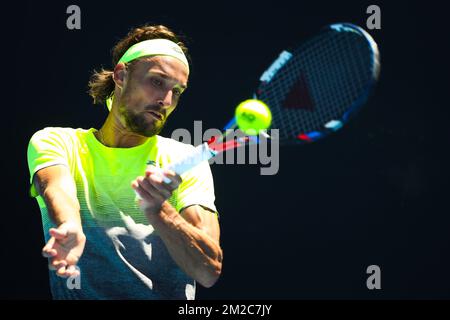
256,23,380,144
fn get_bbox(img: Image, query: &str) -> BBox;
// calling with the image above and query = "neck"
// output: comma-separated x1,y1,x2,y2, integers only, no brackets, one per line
96,111,149,148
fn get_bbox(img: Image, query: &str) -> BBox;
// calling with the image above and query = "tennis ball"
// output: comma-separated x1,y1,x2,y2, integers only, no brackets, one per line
235,99,272,135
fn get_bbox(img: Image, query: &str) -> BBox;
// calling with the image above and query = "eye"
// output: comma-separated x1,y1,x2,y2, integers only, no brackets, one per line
173,88,182,97
151,77,163,87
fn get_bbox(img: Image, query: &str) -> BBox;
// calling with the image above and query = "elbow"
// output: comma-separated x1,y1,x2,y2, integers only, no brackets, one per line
199,262,222,288
201,278,219,289
198,250,223,288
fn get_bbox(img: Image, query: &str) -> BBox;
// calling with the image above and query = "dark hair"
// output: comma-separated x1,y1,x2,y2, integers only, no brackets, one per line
88,24,189,105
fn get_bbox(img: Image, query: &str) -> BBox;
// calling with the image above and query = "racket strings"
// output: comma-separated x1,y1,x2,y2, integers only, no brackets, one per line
257,26,378,143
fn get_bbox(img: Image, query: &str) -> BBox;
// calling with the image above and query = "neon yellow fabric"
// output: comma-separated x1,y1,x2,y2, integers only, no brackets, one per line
27,127,217,299
27,127,217,226
118,39,189,70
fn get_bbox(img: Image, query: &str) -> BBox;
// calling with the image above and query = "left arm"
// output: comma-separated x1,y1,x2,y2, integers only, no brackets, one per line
132,167,223,288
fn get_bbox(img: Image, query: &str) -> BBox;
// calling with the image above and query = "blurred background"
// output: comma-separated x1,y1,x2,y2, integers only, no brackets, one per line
2,0,449,299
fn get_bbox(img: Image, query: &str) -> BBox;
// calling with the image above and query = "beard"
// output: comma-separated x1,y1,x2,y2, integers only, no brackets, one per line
120,104,166,137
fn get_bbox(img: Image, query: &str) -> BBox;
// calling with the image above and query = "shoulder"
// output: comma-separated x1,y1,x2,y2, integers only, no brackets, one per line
28,127,92,155
29,127,90,143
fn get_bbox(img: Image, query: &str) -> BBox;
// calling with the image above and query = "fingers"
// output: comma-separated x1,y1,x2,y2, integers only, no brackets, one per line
137,176,171,201
145,166,182,190
160,169,182,189
43,227,69,257
42,237,55,257
43,225,84,278
49,259,67,271
133,184,149,209
42,248,57,258
48,256,80,277
49,259,79,278
56,266,67,277
132,167,182,213
132,176,168,214
65,265,80,277
43,224,72,257
145,168,181,191
147,174,173,196
56,264,80,278
49,225,68,239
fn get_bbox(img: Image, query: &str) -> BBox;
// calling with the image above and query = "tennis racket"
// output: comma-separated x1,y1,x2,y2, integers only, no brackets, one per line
159,23,380,182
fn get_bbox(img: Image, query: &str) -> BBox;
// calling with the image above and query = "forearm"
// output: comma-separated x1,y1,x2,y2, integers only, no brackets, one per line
34,166,86,278
42,185,82,227
147,202,223,288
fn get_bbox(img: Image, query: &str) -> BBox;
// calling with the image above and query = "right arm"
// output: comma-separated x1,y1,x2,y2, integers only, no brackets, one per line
33,164,86,278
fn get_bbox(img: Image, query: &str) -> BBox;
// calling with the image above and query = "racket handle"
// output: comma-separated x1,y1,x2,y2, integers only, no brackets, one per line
166,142,217,176
150,142,218,184
135,143,217,201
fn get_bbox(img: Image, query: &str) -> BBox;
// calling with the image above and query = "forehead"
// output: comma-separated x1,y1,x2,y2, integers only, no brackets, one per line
133,56,189,84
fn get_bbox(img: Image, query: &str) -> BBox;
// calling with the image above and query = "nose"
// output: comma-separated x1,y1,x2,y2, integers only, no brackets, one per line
157,90,173,108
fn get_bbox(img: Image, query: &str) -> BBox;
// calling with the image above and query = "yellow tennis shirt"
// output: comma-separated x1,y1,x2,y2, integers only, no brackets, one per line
27,127,218,299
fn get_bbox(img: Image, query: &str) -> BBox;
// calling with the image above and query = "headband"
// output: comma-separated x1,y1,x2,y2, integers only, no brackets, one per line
105,39,189,110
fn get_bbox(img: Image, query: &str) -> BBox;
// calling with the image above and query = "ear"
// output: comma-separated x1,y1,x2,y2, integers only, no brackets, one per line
113,63,128,89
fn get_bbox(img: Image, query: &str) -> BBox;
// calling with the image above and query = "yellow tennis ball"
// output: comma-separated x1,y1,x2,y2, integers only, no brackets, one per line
235,99,272,135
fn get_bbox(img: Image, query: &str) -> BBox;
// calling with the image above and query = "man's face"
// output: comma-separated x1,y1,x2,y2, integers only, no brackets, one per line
116,55,189,137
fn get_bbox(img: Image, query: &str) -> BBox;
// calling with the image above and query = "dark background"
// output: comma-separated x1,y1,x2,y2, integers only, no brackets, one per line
2,0,449,299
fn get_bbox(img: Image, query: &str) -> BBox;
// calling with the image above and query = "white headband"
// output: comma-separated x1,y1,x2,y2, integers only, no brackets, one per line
118,38,189,71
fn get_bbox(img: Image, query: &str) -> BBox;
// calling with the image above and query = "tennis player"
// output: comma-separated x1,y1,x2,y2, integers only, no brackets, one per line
27,24,222,299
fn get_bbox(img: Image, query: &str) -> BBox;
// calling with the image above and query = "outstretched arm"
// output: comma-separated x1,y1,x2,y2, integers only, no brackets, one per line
33,165,86,278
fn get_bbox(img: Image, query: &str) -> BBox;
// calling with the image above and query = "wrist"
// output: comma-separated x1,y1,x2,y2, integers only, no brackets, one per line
58,219,83,232
145,201,174,224
144,203,163,222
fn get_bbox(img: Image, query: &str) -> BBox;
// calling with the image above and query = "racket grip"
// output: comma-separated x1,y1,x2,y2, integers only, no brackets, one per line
165,142,218,178
149,142,218,184
135,143,217,201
